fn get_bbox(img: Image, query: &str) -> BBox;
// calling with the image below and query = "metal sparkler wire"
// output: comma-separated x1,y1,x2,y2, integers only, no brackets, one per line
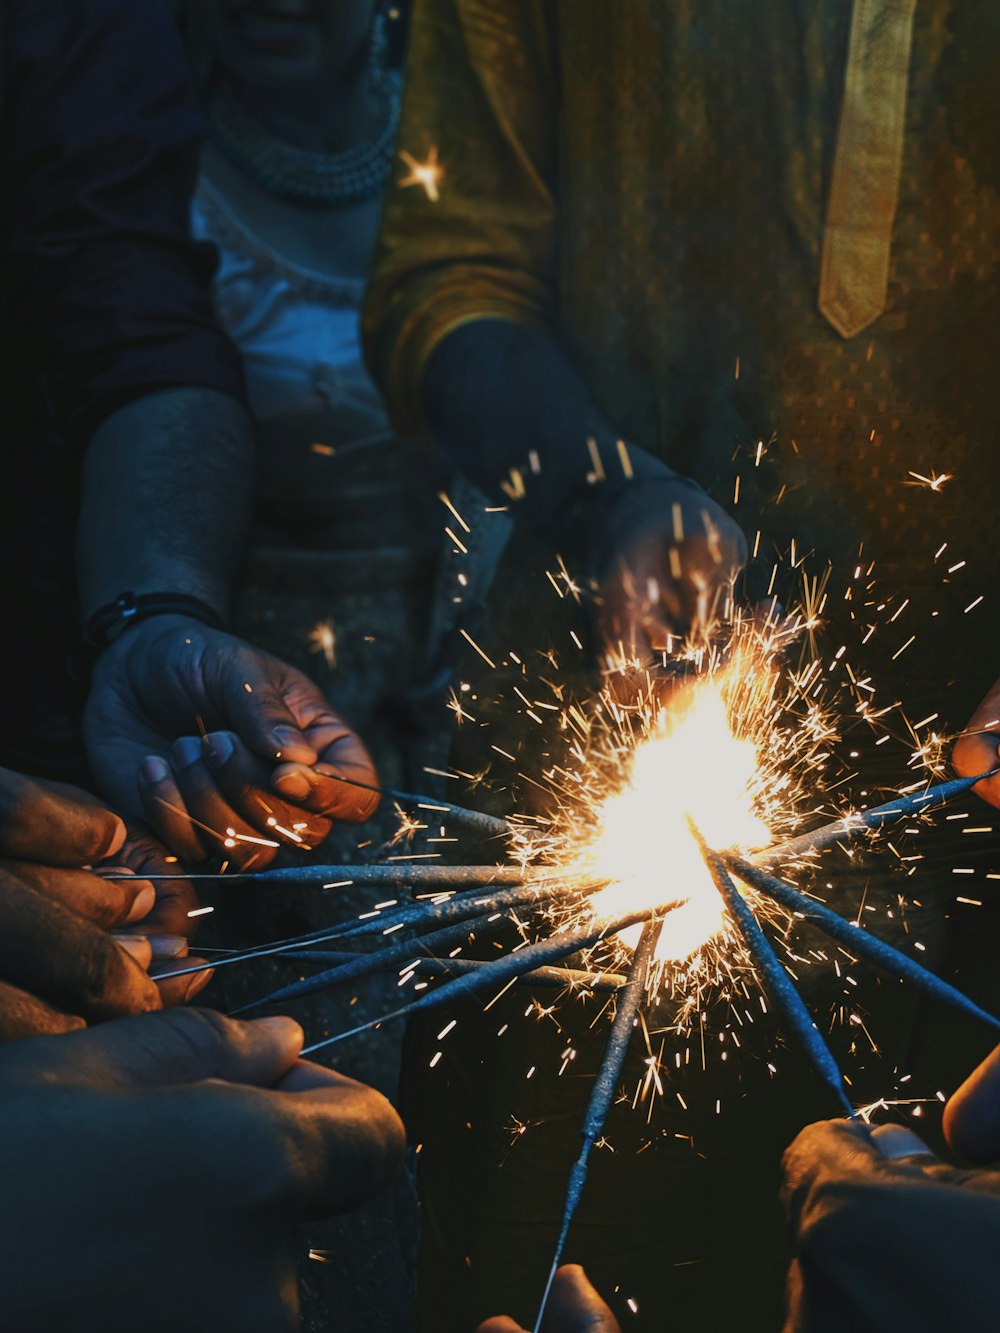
299,900,685,1056
289,770,512,840
110,769,1000,892
689,819,856,1118
532,916,665,1333
106,863,530,887
151,872,609,985
723,851,1000,1035
278,950,627,992
756,770,998,867
231,908,522,1013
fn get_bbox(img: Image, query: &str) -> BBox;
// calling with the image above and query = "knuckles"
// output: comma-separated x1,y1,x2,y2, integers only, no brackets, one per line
81,935,161,1017
0,772,42,852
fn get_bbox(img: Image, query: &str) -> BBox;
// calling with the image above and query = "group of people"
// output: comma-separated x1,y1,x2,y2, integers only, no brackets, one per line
2,0,1000,1329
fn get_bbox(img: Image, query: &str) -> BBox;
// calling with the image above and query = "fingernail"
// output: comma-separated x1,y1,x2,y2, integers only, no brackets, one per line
253,1014,304,1047
139,756,171,785
174,736,203,768
273,770,312,800
870,1124,935,1160
203,732,234,768
113,933,152,966
125,882,156,923
104,816,127,859
148,934,188,961
182,968,214,1001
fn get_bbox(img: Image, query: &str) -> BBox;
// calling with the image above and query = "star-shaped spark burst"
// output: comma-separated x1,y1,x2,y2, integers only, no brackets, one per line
905,469,954,492
398,146,443,202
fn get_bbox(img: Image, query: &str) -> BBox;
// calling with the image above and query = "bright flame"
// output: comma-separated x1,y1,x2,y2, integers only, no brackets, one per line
573,678,770,963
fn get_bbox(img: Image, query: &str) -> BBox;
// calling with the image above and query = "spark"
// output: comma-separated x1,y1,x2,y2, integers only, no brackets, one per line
905,470,953,491
308,619,337,669
398,146,443,201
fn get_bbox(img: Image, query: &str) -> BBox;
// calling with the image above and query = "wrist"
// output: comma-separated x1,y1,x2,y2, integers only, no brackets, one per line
74,593,227,680
83,591,226,649
559,460,706,574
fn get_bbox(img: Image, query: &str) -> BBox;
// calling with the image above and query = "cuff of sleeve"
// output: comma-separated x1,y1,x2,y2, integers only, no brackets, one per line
376,286,548,434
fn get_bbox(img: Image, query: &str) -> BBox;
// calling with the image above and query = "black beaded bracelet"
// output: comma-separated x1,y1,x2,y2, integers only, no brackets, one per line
82,591,226,652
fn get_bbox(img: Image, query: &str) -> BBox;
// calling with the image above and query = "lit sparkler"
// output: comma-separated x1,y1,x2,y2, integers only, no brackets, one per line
136,558,998,1325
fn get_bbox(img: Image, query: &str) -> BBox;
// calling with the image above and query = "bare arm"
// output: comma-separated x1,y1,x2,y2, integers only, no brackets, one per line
77,387,255,621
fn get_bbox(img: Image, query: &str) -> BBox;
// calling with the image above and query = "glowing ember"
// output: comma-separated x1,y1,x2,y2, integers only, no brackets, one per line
570,678,770,962
398,146,443,201
308,619,337,668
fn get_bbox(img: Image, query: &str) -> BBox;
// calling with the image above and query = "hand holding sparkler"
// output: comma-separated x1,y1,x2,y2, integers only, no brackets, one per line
0,765,211,1038
478,1265,620,1332
782,1078,1000,1333
85,616,378,868
594,474,747,675
953,672,1000,809
0,1009,404,1331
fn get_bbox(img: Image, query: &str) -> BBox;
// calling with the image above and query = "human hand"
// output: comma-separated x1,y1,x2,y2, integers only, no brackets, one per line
0,766,211,1039
781,1117,1000,1333
942,1039,1000,1162
0,1008,404,1331
84,616,379,869
953,674,1000,808
476,1266,621,1333
593,478,747,670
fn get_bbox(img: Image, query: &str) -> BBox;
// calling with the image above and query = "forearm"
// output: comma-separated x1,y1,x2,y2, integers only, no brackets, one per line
421,320,676,530
77,387,255,621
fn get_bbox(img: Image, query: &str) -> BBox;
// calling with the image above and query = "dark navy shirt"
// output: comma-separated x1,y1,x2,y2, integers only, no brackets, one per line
0,0,243,779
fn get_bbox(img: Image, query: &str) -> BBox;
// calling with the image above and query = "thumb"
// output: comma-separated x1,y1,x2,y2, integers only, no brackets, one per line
545,1266,621,1332
953,677,1000,807
4,1009,302,1091
0,770,125,866
262,1059,406,1218
476,1267,620,1333
944,1042,1000,1161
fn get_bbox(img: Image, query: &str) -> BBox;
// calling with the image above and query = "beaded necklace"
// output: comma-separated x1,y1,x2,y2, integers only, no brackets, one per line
208,75,400,207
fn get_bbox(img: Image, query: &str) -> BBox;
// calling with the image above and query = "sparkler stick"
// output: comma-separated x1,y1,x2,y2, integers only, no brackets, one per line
533,917,664,1333
297,874,604,948
106,863,532,888
689,820,855,1117
279,950,627,992
153,873,607,984
723,852,1000,1034
296,769,511,839
758,771,995,866
233,909,521,1012
300,900,684,1055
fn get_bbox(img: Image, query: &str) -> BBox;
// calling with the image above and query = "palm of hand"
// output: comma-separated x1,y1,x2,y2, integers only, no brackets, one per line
84,616,377,866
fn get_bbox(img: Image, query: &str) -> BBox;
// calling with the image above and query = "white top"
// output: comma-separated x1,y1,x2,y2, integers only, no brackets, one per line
191,177,390,444
190,178,433,549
